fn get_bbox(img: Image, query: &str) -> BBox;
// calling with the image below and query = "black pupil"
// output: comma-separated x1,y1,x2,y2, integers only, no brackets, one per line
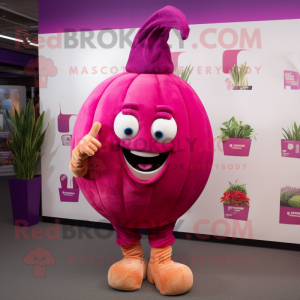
155,132,162,138
125,128,133,135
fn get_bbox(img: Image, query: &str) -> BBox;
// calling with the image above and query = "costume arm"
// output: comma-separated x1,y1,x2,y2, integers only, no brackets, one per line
69,122,101,178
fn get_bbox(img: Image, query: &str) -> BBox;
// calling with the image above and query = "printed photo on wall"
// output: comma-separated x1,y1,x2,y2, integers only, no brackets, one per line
0,152,13,173
0,88,19,130
279,186,300,225
0,137,10,151
220,180,250,221
281,122,300,159
59,174,80,202
0,88,20,173
217,117,257,157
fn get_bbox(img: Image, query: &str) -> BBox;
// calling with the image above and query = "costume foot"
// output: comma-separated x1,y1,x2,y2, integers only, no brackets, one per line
147,246,193,295
108,242,147,291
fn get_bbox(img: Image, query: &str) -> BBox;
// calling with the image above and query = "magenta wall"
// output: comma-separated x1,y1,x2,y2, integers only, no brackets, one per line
39,0,300,34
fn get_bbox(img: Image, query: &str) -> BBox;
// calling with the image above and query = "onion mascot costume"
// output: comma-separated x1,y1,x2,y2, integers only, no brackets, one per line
70,6,213,296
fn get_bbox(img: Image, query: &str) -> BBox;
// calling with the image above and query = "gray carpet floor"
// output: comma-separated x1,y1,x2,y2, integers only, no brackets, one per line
0,175,299,300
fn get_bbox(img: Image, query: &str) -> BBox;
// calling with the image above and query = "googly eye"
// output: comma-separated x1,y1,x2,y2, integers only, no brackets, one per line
114,112,139,140
124,127,134,136
151,118,177,144
154,130,164,139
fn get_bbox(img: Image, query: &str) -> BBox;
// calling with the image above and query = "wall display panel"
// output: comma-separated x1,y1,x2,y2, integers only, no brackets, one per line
40,19,300,244
0,86,26,173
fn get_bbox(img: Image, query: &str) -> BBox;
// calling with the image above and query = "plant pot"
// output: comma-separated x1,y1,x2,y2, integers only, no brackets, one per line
232,86,252,90
222,138,252,157
279,206,300,225
59,188,79,202
223,204,249,221
281,139,300,159
9,176,41,227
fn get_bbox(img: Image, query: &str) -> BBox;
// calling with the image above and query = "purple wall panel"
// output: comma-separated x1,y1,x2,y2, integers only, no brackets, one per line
39,0,300,34
0,48,37,66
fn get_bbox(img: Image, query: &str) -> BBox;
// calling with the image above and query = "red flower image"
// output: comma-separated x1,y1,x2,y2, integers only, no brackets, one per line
24,246,55,277
221,190,250,206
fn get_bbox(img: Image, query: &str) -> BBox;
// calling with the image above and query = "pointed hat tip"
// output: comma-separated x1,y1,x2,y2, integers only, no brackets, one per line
126,6,190,74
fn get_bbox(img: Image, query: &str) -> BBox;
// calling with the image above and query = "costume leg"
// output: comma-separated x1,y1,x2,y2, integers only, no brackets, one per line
113,222,142,247
147,223,193,295
148,222,176,248
108,223,147,291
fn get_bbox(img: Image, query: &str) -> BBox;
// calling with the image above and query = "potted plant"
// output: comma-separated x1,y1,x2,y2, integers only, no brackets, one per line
281,122,300,159
225,62,252,90
280,186,300,225
220,180,250,221
5,99,48,227
217,117,257,156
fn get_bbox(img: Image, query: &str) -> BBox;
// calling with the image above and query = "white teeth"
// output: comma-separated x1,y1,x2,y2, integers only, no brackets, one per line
130,151,159,157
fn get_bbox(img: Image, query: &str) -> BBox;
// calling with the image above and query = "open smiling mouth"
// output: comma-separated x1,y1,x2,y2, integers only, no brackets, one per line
122,148,169,172
122,147,170,181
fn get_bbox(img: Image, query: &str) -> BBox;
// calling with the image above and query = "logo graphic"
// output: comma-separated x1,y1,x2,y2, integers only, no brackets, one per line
61,134,72,146
24,56,58,88
281,140,300,159
88,157,106,179
24,247,56,277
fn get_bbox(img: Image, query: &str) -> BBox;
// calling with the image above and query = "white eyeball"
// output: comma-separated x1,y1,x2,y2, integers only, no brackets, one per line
114,112,139,140
151,118,177,144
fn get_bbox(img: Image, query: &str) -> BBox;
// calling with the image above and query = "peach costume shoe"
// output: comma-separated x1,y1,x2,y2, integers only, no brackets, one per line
147,246,193,295
108,242,147,291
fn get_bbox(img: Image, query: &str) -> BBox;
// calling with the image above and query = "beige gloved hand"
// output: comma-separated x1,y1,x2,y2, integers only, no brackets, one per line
69,122,102,178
